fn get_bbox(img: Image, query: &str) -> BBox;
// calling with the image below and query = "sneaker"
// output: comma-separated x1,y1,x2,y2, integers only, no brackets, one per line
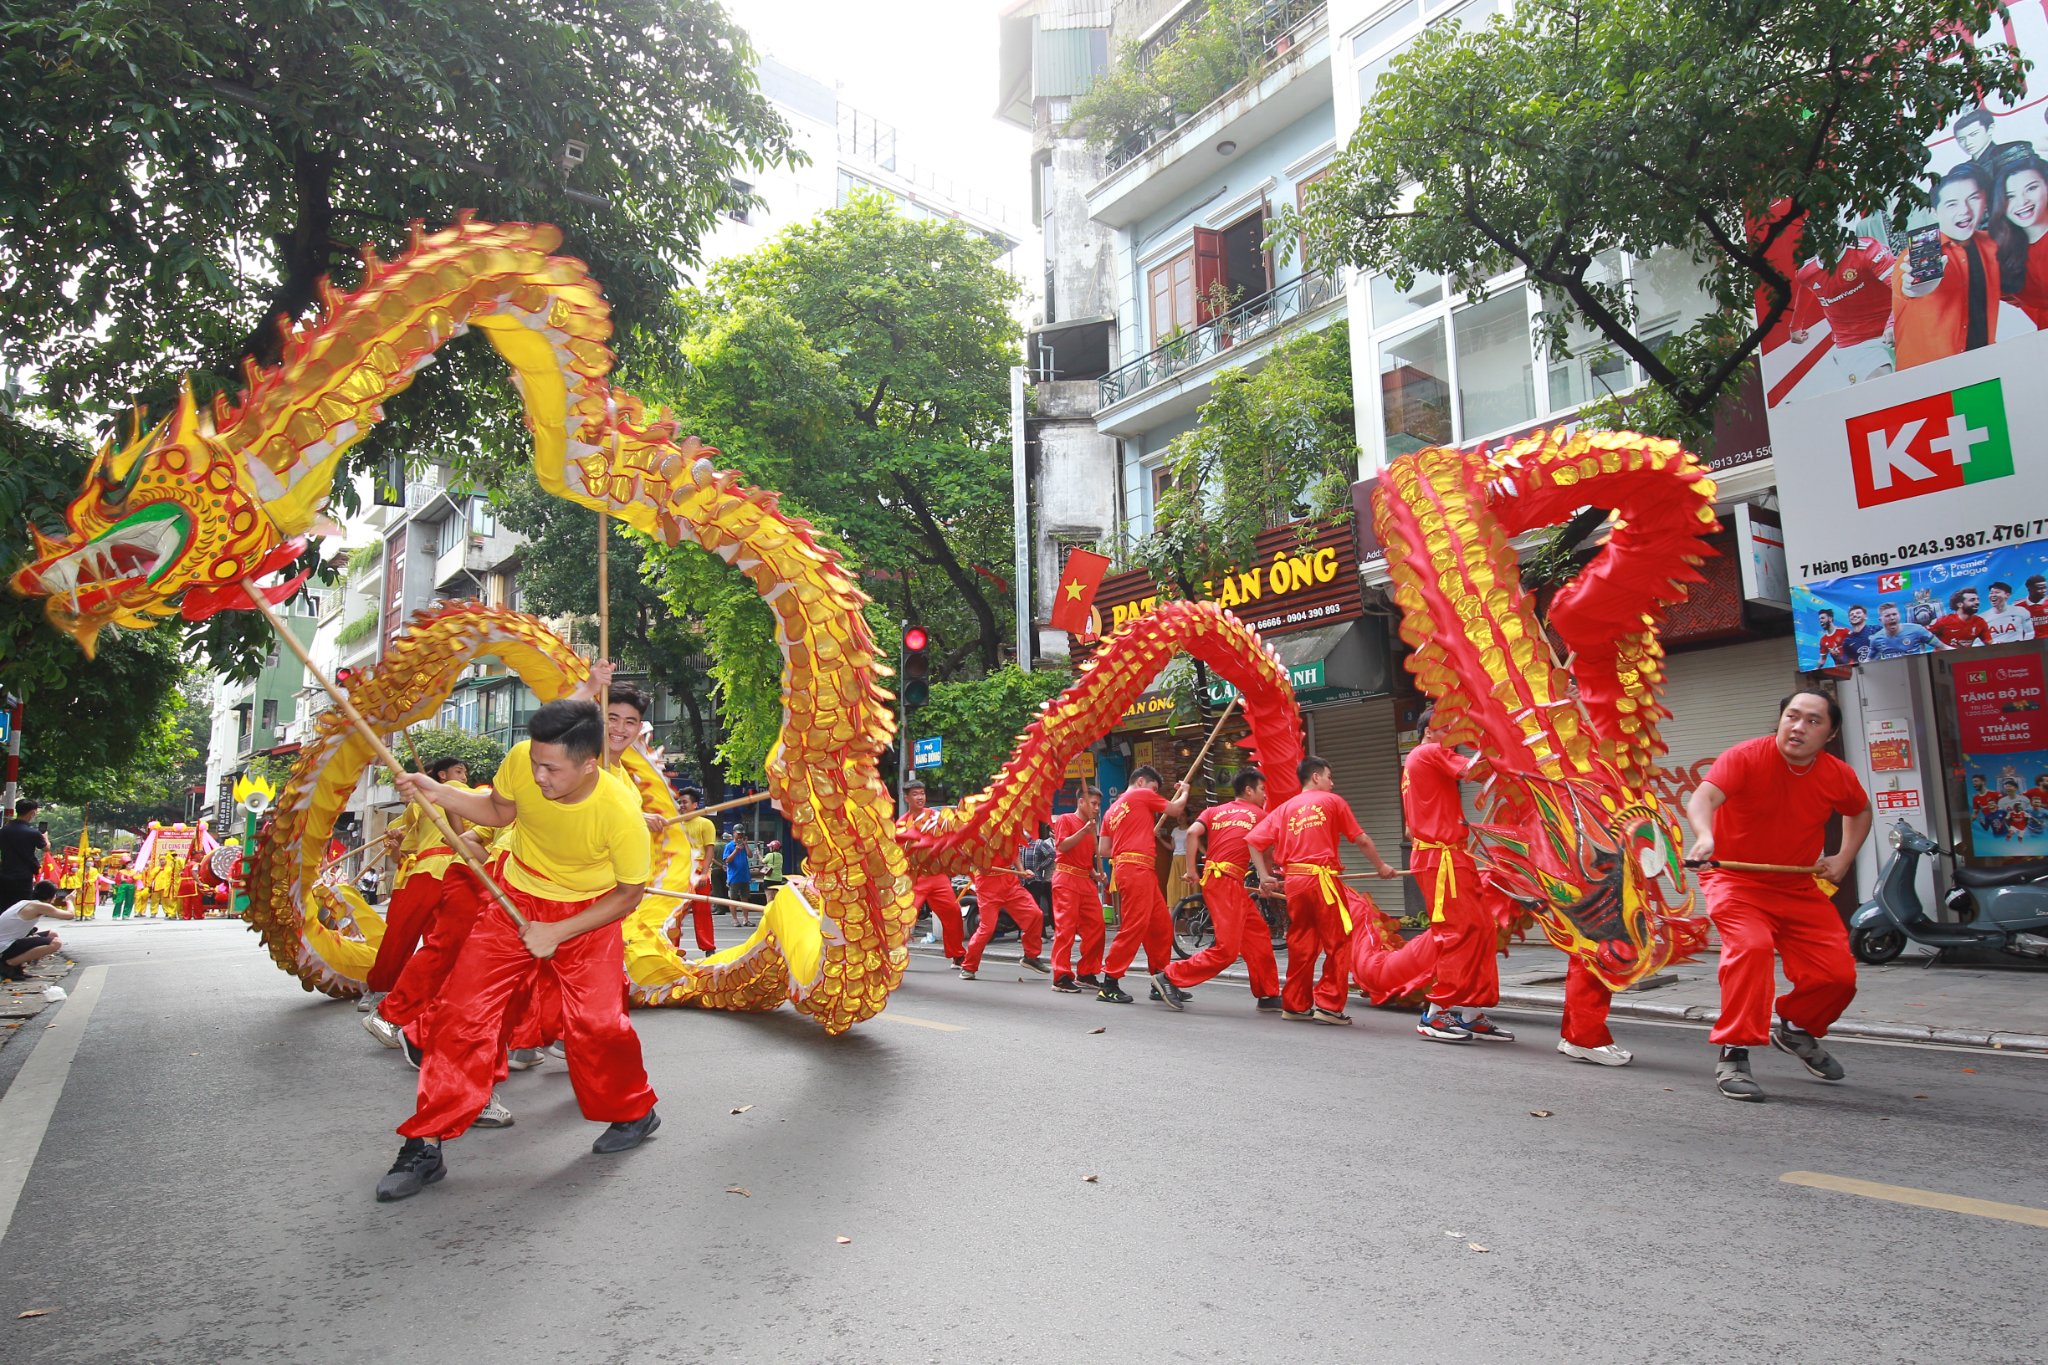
1255,996,1283,1012
1313,1008,1353,1026
1020,957,1051,975
546,1039,567,1060
1051,975,1081,994
592,1109,661,1154
507,1047,546,1071
1282,1008,1317,1021
958,967,977,980
1770,1020,1846,1081
1417,1008,1476,1043
1074,974,1104,989
1097,978,1133,1004
400,1031,425,1070
947,956,964,969
362,1011,402,1049
356,990,385,1014
1557,1039,1633,1067
374,1138,445,1202
1715,1046,1766,1101
1149,970,1183,1011
472,1089,514,1129
1458,1012,1516,1042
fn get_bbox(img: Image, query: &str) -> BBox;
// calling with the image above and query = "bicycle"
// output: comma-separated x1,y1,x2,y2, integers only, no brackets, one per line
1171,881,1289,959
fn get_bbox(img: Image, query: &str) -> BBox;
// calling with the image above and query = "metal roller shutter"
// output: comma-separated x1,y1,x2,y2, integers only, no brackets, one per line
1654,637,1800,793
1305,697,1404,877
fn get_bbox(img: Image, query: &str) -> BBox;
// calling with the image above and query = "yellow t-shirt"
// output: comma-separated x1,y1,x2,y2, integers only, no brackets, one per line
394,781,472,885
677,814,718,886
493,741,652,900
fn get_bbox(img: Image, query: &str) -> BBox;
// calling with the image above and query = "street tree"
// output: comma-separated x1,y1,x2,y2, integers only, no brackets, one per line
397,725,505,788
906,665,1075,802
1290,0,2028,444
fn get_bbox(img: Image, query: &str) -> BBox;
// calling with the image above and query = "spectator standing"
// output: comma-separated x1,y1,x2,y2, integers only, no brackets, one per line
722,828,756,927
0,800,50,911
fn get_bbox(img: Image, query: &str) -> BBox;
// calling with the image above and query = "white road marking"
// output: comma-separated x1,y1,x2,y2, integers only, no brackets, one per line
876,1012,966,1033
0,965,110,1240
1781,1171,2048,1228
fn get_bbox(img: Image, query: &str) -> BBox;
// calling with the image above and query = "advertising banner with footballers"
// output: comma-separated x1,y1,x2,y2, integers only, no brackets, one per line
1954,656,2048,856
1768,6,2048,633
1790,537,2048,668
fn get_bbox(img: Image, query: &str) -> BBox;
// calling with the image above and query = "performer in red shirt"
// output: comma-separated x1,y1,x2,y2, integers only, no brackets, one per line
1354,710,1517,1043
1789,236,1897,384
959,841,1048,979
897,781,965,966
1249,756,1398,1024
1930,587,1992,649
1092,768,1189,1003
1047,789,1107,993
1150,768,1280,1012
1686,691,1872,1102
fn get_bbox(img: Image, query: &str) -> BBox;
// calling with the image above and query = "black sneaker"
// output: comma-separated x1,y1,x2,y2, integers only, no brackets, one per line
1715,1046,1766,1102
1313,1007,1354,1026
1254,996,1283,1012
400,1031,425,1070
1770,1021,1846,1081
593,1109,662,1154
375,1138,445,1202
1097,977,1133,1004
1020,957,1051,975
1051,975,1082,994
1149,970,1183,1011
1075,974,1104,989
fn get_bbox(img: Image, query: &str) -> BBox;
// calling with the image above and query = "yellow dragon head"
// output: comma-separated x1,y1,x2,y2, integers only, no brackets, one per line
10,383,308,657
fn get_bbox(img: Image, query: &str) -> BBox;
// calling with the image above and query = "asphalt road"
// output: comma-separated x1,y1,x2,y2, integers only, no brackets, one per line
3,919,2044,1364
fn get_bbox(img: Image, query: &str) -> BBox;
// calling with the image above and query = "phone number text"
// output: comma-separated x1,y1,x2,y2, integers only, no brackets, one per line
1800,520,2048,579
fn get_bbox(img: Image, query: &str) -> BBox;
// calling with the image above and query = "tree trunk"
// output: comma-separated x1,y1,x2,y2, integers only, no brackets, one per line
889,472,1002,671
237,145,337,369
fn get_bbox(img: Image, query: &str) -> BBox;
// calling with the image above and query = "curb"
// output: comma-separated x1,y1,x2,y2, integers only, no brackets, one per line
912,942,2048,1056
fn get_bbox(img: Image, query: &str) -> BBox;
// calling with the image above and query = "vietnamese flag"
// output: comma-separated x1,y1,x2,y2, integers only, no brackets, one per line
1049,549,1111,637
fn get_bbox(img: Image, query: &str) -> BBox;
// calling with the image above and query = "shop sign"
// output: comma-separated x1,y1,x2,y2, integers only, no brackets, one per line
1955,656,2048,754
1088,519,1361,642
1865,714,1914,772
1955,656,2048,857
1875,789,1924,812
1790,544,2048,670
1064,751,1096,781
1119,690,1187,727
1208,660,1325,703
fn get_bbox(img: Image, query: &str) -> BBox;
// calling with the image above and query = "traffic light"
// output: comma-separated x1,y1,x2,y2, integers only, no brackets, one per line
334,667,357,688
901,625,931,707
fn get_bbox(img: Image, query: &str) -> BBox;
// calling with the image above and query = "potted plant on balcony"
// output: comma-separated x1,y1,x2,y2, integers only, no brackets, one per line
1204,280,1246,348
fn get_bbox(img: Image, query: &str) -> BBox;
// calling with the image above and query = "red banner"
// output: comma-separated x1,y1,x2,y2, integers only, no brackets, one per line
1954,655,2048,754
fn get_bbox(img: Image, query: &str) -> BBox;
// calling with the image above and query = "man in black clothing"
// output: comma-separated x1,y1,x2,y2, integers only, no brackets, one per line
0,800,49,911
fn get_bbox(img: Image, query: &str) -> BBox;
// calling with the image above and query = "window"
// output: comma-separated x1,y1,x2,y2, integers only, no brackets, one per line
1216,211,1271,307
1294,168,1332,272
726,179,752,225
1451,285,1536,437
435,515,463,556
1150,462,1175,508
1379,319,1452,456
468,498,495,538
1148,251,1198,344
260,699,278,731
264,644,280,669
1355,0,1502,105
1542,250,1630,411
1369,269,1445,328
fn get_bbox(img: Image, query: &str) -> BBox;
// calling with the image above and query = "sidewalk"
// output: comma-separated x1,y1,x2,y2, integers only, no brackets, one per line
921,931,2048,1054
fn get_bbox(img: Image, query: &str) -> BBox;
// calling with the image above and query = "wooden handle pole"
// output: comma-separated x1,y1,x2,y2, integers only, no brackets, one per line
1340,869,1417,878
662,789,773,827
596,510,611,765
240,581,528,932
1684,859,1826,875
640,885,760,914
1183,695,1240,780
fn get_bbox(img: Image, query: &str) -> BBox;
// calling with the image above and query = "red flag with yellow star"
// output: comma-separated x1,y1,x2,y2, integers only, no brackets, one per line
1049,549,1111,637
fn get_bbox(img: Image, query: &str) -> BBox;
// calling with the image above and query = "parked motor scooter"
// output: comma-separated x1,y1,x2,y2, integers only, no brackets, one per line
1849,820,2048,964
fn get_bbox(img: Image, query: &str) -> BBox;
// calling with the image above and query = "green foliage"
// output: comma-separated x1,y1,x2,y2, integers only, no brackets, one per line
332,612,379,648
1133,321,1357,593
1069,0,1289,153
0,0,796,496
344,544,382,578
398,725,505,787
907,665,1074,800
1289,0,2029,440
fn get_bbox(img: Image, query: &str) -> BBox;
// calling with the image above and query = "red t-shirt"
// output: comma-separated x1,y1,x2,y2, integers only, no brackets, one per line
1817,627,1850,664
1790,238,1896,346
2025,596,2048,625
2008,232,2048,329
1401,741,1470,847
1974,790,2002,817
1249,789,1364,870
1101,786,1167,861
1703,736,1868,893
1195,800,1261,871
1051,811,1096,874
1931,612,1990,648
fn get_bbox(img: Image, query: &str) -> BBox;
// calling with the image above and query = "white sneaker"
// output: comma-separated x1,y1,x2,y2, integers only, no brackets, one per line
546,1039,568,1060
362,1011,402,1048
356,990,385,1014
1557,1039,1633,1067
507,1047,546,1071
473,1089,514,1128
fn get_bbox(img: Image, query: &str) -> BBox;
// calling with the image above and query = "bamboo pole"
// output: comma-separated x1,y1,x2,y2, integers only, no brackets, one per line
1183,694,1240,781
640,885,760,914
660,789,773,828
596,510,610,765
240,580,529,931
1683,858,1826,875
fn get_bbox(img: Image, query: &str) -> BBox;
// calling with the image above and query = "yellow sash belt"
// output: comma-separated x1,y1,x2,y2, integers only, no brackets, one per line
1285,862,1351,933
1111,853,1155,872
1203,858,1246,882
1412,839,1461,923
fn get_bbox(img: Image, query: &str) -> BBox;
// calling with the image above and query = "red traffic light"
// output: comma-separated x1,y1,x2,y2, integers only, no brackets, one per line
903,626,929,653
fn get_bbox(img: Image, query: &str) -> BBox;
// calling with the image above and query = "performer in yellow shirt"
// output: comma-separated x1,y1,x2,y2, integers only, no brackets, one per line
666,786,720,954
363,757,474,1009
377,699,658,1201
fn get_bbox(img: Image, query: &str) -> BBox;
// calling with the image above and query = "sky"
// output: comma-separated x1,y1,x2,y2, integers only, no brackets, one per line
721,0,1032,228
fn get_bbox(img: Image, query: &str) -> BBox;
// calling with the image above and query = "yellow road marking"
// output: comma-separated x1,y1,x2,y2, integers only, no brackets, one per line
1781,1171,2048,1228
876,1012,966,1033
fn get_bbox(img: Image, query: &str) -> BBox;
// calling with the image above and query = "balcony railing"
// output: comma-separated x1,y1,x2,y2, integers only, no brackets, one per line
1099,270,1343,408
1103,0,1326,174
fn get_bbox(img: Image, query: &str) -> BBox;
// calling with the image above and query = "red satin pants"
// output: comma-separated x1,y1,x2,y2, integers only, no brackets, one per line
1050,871,1105,978
962,874,1044,971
